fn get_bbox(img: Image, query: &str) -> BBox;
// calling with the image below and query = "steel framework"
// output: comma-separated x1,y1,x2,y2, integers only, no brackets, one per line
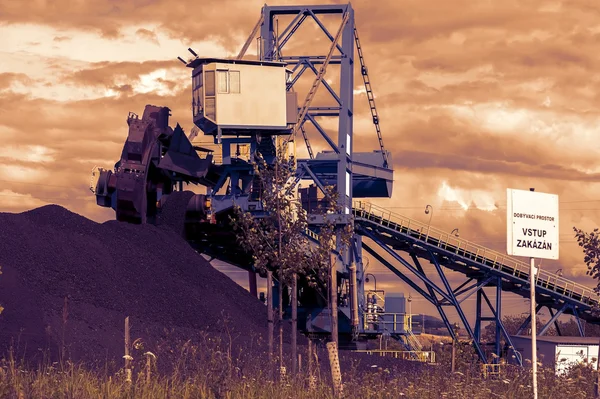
224,3,600,362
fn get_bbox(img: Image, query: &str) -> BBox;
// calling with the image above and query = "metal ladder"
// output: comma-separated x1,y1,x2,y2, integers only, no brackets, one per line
354,27,388,168
300,124,314,159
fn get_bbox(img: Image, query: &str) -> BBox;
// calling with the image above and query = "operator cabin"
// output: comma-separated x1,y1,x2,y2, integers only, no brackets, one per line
187,57,298,139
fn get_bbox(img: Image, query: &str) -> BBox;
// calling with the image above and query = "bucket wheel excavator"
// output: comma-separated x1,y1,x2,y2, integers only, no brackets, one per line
89,104,255,266
90,105,215,223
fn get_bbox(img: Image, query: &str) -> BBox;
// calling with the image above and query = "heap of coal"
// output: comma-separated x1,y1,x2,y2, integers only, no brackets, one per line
0,196,424,375
0,201,272,367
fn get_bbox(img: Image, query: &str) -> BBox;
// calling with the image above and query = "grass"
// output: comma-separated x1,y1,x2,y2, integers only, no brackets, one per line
0,332,597,399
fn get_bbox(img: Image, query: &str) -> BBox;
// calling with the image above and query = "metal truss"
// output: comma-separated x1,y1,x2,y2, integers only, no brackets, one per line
259,5,359,338
516,302,585,337
260,4,355,217
359,226,524,365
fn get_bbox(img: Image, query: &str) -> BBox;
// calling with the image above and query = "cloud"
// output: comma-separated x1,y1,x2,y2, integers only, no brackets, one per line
0,72,33,90
62,60,177,87
0,189,50,211
135,28,159,44
0,145,56,163
53,35,71,42
0,0,264,51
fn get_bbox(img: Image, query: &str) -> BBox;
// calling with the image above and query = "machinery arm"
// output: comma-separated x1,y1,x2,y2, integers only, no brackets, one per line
90,104,221,224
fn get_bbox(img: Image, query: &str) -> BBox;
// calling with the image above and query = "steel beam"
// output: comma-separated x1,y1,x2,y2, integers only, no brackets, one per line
361,230,453,303
306,114,340,153
516,304,543,335
475,289,482,343
480,289,523,366
303,60,342,105
410,254,457,340
546,307,563,336
362,243,433,303
572,307,585,337
539,303,569,336
427,250,487,362
456,276,495,305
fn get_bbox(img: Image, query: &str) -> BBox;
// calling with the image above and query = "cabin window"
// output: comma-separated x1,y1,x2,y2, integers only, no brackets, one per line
193,72,203,89
229,71,240,93
192,73,203,117
205,97,216,120
205,71,215,96
217,70,229,93
216,70,241,94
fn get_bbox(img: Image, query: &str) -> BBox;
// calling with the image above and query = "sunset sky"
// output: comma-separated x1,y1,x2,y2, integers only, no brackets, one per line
2,0,600,321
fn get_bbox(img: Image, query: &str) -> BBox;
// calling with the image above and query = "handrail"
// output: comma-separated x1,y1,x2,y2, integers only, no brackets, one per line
354,349,435,363
352,200,600,307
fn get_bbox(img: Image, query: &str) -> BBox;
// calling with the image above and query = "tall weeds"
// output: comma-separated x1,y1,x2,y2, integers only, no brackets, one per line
0,332,594,399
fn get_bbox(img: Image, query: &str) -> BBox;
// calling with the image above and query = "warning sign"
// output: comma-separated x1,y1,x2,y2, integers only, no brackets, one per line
507,188,559,260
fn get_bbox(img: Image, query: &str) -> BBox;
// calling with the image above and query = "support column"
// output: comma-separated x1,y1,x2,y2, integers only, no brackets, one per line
475,289,482,344
495,277,502,362
248,270,258,298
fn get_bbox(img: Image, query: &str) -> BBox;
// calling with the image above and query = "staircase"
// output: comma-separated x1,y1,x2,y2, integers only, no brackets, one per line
406,328,423,351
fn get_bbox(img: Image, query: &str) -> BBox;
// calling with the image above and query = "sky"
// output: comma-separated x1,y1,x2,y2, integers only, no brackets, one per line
1,0,600,325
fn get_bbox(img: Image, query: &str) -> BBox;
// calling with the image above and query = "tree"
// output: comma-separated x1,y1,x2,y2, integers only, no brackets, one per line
231,144,352,377
574,227,600,297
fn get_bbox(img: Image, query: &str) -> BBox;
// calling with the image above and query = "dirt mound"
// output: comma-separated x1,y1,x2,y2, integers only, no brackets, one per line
0,203,272,368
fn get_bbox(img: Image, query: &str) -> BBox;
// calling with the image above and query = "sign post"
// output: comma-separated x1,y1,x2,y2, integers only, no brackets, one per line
507,187,559,399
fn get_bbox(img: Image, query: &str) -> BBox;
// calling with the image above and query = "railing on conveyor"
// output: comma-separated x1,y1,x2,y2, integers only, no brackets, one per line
352,201,599,308
354,349,435,363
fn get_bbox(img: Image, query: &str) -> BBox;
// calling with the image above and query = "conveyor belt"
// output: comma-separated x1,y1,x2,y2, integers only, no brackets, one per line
352,201,600,321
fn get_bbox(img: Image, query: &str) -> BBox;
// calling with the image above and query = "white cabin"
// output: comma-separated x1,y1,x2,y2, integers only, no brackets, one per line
188,58,297,136
510,335,599,374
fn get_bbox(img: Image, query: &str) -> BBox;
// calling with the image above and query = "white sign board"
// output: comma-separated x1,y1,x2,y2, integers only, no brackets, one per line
507,188,559,259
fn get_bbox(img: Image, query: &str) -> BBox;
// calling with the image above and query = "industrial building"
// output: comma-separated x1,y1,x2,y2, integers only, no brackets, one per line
510,335,600,374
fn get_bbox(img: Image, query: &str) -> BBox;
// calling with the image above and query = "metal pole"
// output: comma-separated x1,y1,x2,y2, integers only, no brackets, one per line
330,253,339,347
267,271,274,380
349,263,359,331
407,293,412,331
531,256,538,399
451,337,456,373
530,186,538,399
451,322,458,373
292,273,298,374
595,337,600,398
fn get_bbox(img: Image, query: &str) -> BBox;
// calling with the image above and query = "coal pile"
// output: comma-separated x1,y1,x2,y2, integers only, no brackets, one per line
0,198,426,377
155,190,196,236
0,203,273,368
